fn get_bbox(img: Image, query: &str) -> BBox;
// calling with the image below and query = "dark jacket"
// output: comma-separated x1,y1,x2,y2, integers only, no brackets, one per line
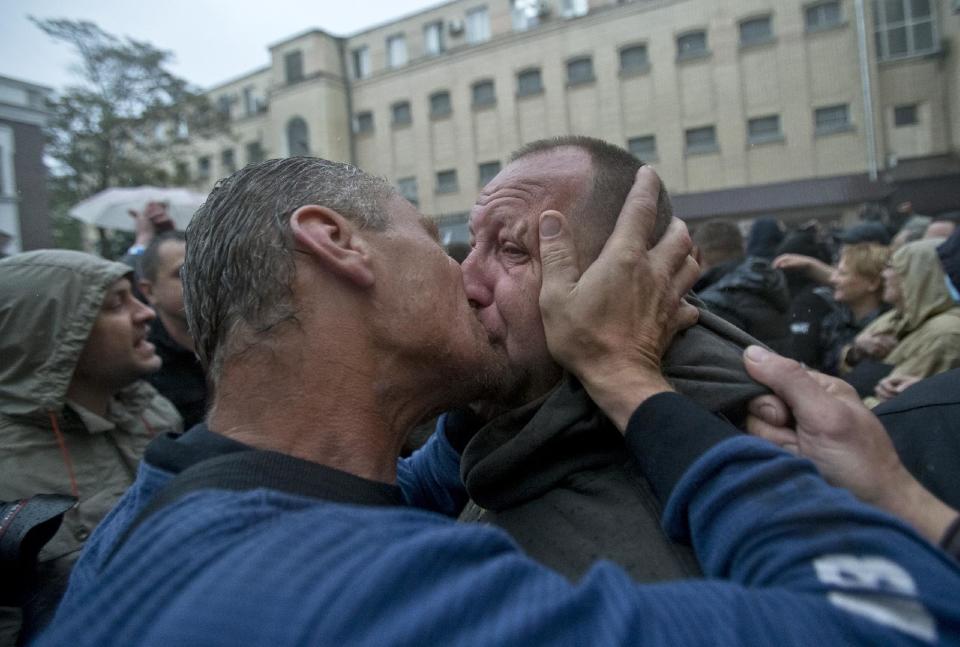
460,377,701,582
874,369,960,511
697,257,792,354
146,317,207,429
456,307,768,583
819,304,888,376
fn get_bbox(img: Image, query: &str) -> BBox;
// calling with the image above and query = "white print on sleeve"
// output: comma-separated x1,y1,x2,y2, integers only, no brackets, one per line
814,554,936,643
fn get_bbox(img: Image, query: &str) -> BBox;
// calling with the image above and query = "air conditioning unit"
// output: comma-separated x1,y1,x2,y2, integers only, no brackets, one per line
449,19,465,35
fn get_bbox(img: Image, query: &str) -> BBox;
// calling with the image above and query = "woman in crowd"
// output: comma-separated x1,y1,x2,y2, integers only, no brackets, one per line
841,238,960,406
820,243,889,375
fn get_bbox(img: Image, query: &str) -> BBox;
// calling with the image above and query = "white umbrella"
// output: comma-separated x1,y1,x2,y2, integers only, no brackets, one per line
69,186,208,232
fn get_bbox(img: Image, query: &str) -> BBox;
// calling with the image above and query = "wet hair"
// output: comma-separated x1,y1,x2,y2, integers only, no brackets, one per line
183,157,394,382
510,136,672,258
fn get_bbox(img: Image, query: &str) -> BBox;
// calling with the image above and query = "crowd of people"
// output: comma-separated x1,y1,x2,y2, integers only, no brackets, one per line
0,136,958,646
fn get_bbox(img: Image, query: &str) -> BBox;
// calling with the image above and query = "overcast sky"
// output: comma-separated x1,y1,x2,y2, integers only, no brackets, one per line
0,0,441,92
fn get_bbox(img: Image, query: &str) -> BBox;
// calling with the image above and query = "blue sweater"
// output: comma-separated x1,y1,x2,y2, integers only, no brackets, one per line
39,394,960,646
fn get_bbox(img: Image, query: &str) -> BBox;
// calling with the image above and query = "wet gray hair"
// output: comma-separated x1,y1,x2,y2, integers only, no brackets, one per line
183,157,394,382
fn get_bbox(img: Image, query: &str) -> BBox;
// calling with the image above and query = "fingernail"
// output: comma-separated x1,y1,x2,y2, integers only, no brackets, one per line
745,345,770,363
540,213,561,238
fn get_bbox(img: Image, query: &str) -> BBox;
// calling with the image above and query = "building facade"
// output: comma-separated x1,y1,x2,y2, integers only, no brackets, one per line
180,0,960,241
0,75,52,253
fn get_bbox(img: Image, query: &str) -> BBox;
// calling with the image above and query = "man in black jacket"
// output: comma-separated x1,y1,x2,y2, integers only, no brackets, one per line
692,219,791,353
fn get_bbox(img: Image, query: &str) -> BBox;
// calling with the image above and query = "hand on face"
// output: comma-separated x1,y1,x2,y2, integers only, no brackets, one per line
537,167,700,432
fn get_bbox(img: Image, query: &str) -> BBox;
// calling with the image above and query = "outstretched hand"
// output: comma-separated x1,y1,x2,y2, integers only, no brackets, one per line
743,347,958,544
538,166,700,432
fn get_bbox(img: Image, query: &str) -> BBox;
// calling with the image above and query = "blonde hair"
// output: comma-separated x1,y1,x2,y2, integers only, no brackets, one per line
841,243,889,282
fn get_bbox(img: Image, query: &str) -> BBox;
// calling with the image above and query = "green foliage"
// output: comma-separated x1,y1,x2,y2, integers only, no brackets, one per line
35,18,228,256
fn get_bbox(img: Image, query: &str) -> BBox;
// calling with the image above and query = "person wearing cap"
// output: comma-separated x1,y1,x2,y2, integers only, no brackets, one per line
0,250,181,642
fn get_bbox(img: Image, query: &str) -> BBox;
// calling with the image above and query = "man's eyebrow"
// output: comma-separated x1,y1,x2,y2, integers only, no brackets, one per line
419,216,441,243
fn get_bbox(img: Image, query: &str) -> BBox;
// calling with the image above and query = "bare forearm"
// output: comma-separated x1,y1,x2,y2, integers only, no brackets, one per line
876,469,959,546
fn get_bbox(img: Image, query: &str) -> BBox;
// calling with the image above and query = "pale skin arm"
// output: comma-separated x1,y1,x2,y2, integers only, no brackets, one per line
744,351,958,546
772,253,834,285
537,167,700,432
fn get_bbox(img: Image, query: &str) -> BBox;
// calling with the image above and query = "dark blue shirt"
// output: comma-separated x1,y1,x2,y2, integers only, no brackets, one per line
39,395,960,645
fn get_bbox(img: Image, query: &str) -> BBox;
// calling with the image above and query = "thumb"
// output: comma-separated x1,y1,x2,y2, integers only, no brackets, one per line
742,345,825,415
538,210,580,306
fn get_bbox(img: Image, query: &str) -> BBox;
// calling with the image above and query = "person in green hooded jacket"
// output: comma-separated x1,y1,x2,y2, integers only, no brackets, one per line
0,250,181,643
840,238,960,408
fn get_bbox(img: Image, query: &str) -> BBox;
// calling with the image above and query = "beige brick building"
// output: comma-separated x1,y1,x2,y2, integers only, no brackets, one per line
178,0,960,242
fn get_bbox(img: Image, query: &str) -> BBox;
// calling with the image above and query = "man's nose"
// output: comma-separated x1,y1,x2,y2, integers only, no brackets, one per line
461,251,493,309
134,299,156,324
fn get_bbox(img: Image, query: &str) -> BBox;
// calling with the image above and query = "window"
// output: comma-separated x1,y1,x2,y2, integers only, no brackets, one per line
740,15,774,46
472,80,496,107
874,0,938,61
197,156,211,179
478,161,501,186
619,44,650,74
559,0,588,18
805,1,843,31
814,104,851,134
216,95,232,117
246,141,266,165
436,169,459,193
517,68,543,97
466,6,491,43
352,46,371,80
392,101,412,126
173,161,190,183
566,57,595,85
748,115,783,143
677,30,709,61
243,86,256,117
430,91,452,118
221,148,236,174
685,125,718,154
354,111,374,134
398,177,419,205
424,21,445,56
512,0,541,31
284,50,304,84
894,104,918,126
286,117,310,156
627,135,657,160
387,34,408,68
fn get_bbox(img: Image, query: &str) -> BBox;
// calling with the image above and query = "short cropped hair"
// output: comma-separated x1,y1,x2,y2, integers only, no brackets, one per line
140,231,186,283
510,136,672,259
841,243,889,282
183,157,394,381
692,220,744,264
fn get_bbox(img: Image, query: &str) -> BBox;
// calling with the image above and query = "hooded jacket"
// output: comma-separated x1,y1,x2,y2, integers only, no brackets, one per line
860,239,960,407
0,251,181,638
458,307,768,582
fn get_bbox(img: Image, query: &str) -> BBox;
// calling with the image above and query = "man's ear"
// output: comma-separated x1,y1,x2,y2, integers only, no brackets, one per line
289,205,375,288
137,279,156,304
